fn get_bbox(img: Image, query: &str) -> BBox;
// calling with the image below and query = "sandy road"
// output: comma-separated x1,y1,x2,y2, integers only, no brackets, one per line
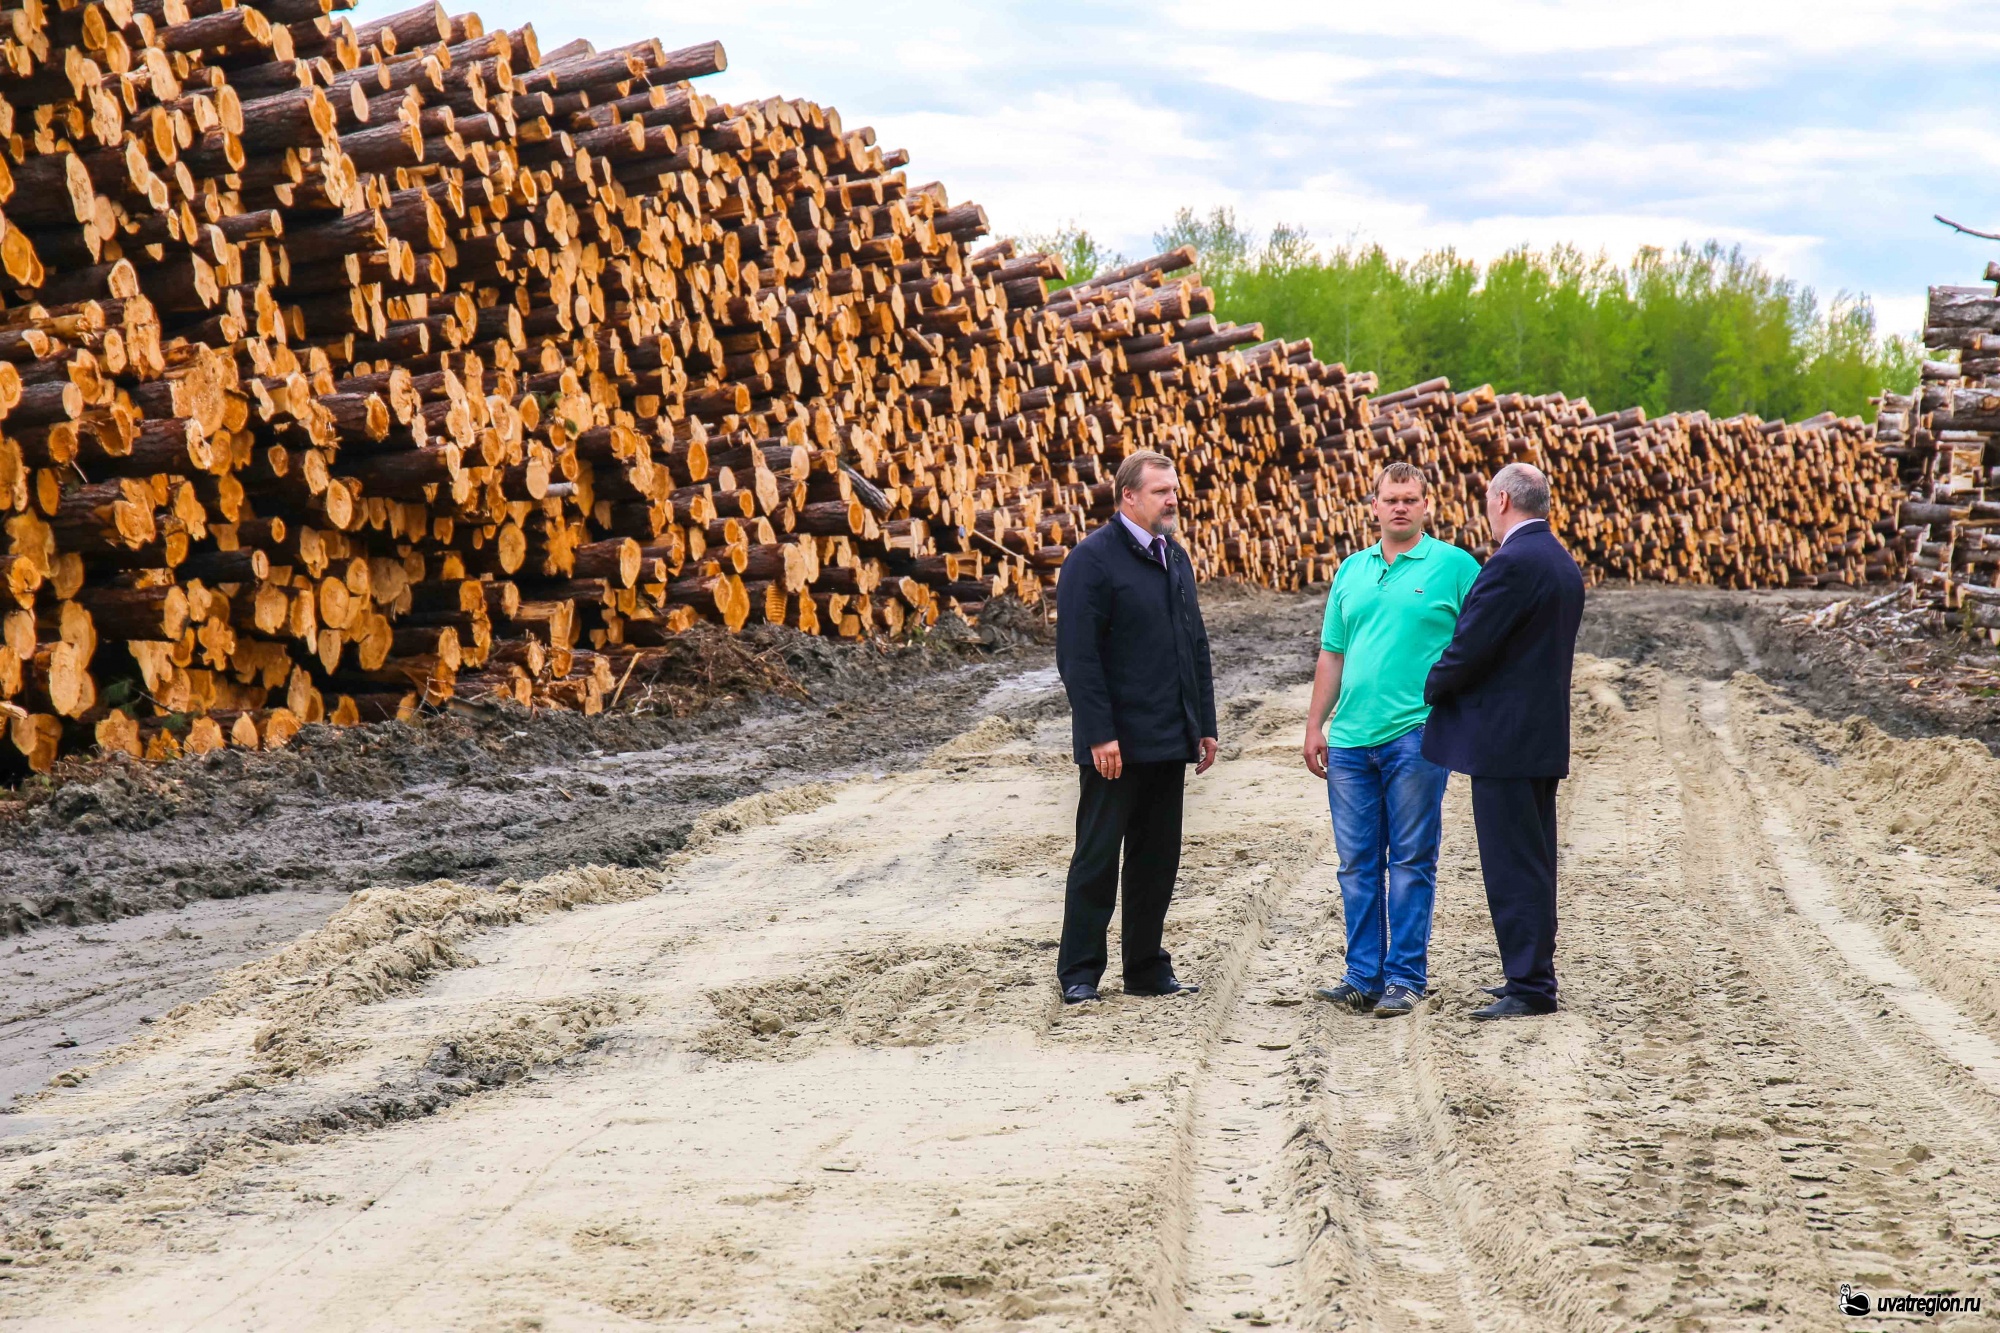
5,645,2000,1331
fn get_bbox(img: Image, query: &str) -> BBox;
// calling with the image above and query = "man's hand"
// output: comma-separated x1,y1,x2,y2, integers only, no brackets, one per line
1091,739,1122,780
1195,736,1219,775
1305,651,1342,784
1303,729,1328,779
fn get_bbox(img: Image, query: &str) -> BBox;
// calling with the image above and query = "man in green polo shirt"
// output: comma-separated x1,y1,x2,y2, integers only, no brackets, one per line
1303,462,1482,1017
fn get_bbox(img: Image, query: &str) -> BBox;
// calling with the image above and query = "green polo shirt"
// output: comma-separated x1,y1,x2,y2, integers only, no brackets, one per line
1320,534,1482,749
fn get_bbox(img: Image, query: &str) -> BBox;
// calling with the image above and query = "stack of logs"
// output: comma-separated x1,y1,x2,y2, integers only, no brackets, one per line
1232,373,1902,592
0,0,1908,773
1873,266,2000,641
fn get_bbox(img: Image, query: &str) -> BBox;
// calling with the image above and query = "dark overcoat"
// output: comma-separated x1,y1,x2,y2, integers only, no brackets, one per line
1056,520,1218,766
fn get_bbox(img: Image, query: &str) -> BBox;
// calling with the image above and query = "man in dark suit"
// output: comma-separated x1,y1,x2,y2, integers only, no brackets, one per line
1421,463,1585,1019
1055,448,1219,1005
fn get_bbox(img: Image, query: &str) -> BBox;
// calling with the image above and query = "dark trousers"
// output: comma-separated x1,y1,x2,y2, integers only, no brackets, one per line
1057,761,1185,990
1469,775,1560,1009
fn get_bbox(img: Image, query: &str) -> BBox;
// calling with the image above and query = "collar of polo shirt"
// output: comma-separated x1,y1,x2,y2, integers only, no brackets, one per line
1373,533,1433,576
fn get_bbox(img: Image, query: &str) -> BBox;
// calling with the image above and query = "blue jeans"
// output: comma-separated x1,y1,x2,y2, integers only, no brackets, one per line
1326,725,1450,994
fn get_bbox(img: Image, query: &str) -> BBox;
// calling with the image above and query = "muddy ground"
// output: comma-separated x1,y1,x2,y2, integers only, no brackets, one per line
4,584,2000,1331
0,587,1315,1103
0,584,1983,1104
1577,583,2000,752
2,611,1050,936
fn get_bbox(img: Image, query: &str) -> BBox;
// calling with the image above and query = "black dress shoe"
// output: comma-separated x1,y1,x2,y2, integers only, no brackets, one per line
1126,978,1200,997
1471,995,1553,1020
1479,985,1507,998
1062,983,1101,1005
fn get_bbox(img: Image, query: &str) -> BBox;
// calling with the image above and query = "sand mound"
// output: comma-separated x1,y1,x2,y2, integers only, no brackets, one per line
675,781,842,856
35,783,845,1097
923,715,1043,767
699,940,1047,1060
1730,671,2000,875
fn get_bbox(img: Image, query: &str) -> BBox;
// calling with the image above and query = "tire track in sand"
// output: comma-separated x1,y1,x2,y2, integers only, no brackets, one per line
1175,876,1324,1331
1689,679,2000,1096
1152,693,1334,1331
1660,675,2000,1304
1175,803,1514,1332
1244,660,2000,1332
1299,1011,1505,1333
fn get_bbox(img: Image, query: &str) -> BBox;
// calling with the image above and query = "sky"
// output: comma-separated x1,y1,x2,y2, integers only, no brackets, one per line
358,0,2000,339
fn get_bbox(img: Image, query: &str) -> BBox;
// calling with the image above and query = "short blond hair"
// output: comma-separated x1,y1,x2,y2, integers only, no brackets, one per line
1373,461,1427,496
1115,449,1175,498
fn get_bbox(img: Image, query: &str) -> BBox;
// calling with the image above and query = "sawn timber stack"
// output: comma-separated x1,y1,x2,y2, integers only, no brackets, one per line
0,0,1906,771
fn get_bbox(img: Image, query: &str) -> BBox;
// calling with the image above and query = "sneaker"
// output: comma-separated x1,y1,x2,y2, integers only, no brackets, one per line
1314,982,1379,1013
1373,984,1423,1018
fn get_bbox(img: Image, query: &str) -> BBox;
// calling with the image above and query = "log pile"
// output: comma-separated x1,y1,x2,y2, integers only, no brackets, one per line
1218,372,1903,591
0,0,1907,773
1871,265,2000,640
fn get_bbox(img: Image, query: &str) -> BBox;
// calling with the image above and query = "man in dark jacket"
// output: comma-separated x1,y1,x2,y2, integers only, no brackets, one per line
1421,463,1585,1019
1054,449,1219,1005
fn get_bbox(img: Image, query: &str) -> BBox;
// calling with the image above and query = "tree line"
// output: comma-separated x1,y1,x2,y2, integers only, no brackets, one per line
1019,209,1921,423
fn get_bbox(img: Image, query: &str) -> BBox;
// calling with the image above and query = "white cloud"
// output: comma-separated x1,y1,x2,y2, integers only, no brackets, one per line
1873,294,1928,341
1192,50,1378,107
1155,0,1972,57
348,0,1986,357
886,85,1231,247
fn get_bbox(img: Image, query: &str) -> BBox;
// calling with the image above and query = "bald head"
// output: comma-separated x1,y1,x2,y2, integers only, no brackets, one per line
1486,462,1550,541
1489,463,1550,517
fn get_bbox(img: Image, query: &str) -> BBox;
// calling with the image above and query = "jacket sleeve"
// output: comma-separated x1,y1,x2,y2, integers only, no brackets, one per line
1190,579,1218,738
1423,554,1536,705
1056,547,1118,747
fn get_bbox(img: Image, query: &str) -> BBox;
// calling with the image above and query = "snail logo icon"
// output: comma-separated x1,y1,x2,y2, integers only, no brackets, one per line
1838,1285,1871,1316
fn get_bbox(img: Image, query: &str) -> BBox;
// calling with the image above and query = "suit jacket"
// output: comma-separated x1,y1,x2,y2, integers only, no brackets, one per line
1420,521,1585,778
1056,519,1218,765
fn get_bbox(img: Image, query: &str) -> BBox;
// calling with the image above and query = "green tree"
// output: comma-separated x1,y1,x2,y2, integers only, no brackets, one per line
1165,221,1915,422
1154,206,1254,289
1013,223,1123,290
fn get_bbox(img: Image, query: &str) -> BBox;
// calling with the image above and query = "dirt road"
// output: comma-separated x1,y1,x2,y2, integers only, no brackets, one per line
0,621,1056,1103
5,591,2000,1330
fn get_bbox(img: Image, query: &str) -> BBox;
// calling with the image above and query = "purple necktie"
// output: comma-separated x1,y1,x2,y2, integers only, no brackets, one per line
1150,536,1167,569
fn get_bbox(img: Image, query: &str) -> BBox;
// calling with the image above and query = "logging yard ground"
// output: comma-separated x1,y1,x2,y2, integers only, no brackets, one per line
7,587,2000,1331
